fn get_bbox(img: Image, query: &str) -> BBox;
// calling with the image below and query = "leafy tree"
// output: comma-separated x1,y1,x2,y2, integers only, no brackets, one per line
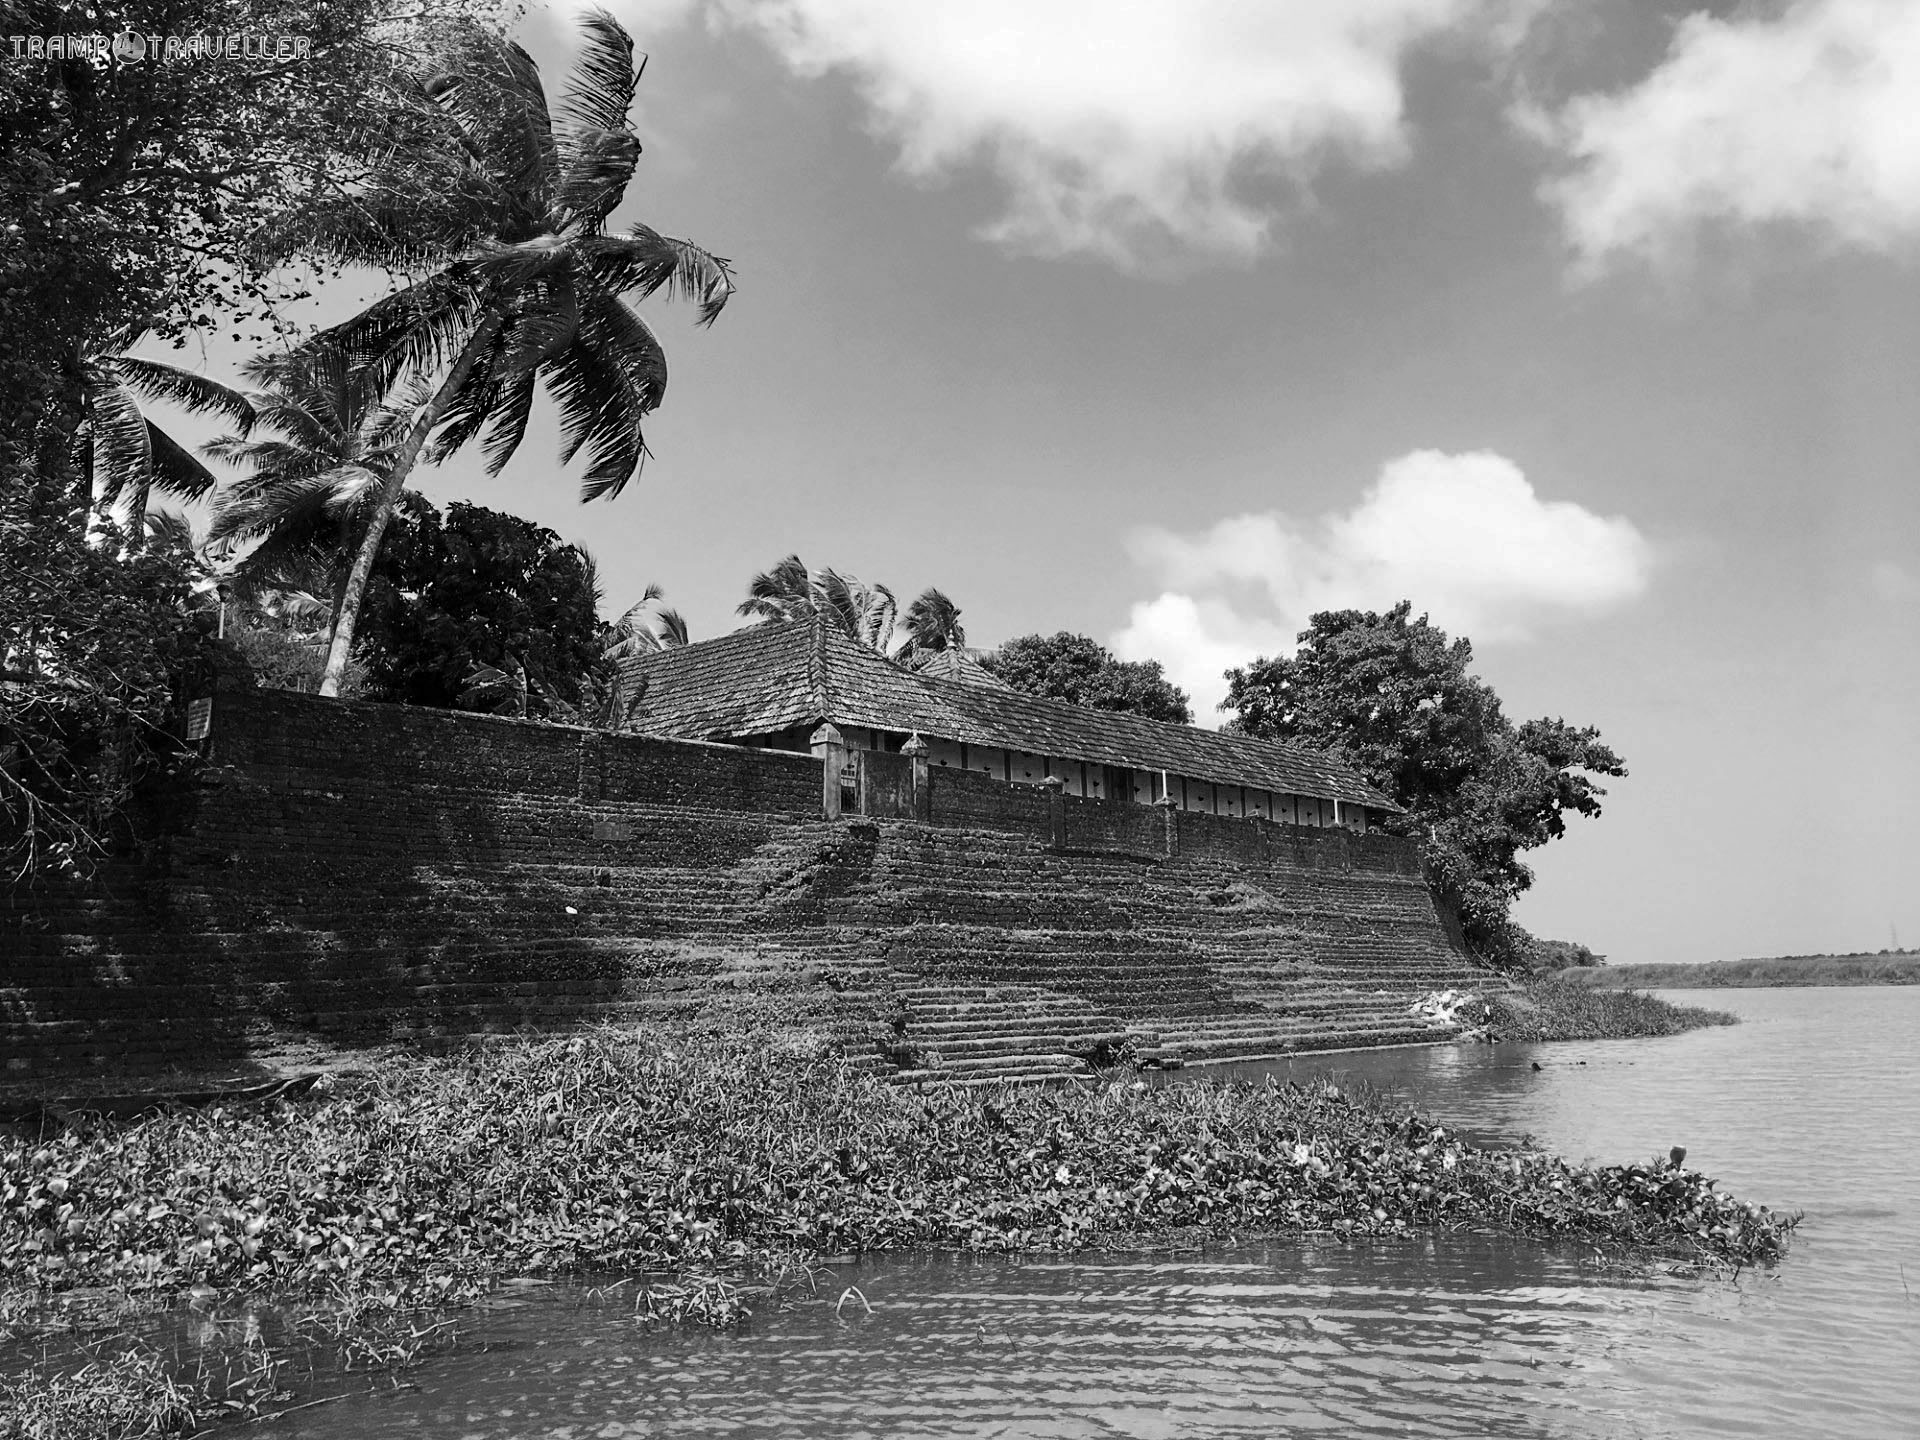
896,588,967,667
0,0,488,469
272,12,734,696
0,485,215,877
355,499,605,714
981,632,1192,724
1222,601,1624,969
0,0,499,873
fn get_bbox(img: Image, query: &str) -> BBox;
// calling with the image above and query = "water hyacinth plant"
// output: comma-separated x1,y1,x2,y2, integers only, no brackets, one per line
1483,977,1738,1042
1,1028,1793,1323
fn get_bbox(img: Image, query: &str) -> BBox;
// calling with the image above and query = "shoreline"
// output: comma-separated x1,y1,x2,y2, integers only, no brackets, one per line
1570,953,1920,989
2,1024,1796,1436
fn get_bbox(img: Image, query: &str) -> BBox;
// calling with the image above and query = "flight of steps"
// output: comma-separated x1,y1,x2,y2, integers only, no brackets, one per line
6,790,1494,1087
879,982,1161,1087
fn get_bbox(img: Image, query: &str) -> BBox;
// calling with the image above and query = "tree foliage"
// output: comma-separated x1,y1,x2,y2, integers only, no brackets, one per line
1222,601,1624,969
274,11,734,694
604,584,689,660
0,0,487,465
356,499,606,715
896,588,967,668
982,632,1193,725
1,0,501,873
0,483,215,877
738,555,897,651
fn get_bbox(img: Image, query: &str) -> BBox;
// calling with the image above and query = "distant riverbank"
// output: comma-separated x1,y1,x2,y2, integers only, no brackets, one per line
1571,951,1920,989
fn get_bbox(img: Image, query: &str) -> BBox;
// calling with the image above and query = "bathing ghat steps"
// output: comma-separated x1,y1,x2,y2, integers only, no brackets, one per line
5,807,1492,1085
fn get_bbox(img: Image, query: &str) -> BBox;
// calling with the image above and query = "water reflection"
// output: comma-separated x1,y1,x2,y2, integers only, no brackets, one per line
258,988,1919,1440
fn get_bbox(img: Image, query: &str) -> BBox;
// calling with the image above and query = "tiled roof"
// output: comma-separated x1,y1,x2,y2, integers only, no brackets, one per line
619,619,1399,811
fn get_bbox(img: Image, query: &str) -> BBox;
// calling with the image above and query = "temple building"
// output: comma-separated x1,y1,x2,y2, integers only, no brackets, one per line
617,617,1399,832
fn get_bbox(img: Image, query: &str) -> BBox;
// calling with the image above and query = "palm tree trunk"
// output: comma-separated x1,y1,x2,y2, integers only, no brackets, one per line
317,314,505,698
328,513,353,649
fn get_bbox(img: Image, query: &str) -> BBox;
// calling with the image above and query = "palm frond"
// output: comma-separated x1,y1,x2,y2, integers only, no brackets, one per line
297,273,484,400
898,586,966,661
553,10,642,233
577,288,667,412
208,465,383,545
818,569,896,652
737,554,813,621
203,436,328,477
81,363,152,513
422,321,511,466
583,228,735,325
542,331,648,502
145,421,220,500
555,129,641,236
423,27,559,228
557,10,638,139
112,356,257,429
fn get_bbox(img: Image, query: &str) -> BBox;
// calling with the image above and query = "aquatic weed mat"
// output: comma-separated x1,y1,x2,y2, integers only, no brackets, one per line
2,1026,1797,1428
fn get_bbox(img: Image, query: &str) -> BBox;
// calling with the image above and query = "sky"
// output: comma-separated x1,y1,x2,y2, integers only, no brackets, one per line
151,0,1920,965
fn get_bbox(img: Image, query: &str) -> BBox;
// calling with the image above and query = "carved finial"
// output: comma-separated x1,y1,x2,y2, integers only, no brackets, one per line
901,732,928,757
809,722,844,748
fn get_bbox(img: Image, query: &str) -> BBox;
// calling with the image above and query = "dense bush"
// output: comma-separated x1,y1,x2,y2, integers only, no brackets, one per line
0,488,216,878
1485,978,1736,1041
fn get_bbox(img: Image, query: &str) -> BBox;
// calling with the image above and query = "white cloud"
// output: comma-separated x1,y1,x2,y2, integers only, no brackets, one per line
1870,560,1920,602
1538,0,1920,270
624,0,1534,267
1112,450,1652,721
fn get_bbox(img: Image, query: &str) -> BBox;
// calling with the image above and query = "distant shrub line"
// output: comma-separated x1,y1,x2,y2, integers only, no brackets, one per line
1576,953,1920,989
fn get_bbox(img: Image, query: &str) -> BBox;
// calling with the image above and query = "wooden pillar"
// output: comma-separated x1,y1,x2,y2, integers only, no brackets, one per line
903,732,930,822
810,723,845,820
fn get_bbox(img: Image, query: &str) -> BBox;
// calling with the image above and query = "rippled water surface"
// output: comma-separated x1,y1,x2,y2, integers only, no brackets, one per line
261,987,1919,1439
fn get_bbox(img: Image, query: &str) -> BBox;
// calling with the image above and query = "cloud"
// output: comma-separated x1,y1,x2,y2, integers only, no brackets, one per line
640,0,1533,267
1870,560,1920,602
1112,450,1652,720
1537,0,1920,270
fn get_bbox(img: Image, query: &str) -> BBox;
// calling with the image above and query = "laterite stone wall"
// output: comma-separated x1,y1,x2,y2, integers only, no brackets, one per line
2,690,1483,1089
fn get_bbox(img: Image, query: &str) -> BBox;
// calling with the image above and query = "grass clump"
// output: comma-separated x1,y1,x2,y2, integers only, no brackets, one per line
1483,977,1737,1042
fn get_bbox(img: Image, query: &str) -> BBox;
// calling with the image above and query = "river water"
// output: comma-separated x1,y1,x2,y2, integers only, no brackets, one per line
256,987,1918,1439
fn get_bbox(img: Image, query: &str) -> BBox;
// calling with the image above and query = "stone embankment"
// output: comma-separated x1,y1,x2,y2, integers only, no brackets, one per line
2,691,1489,1092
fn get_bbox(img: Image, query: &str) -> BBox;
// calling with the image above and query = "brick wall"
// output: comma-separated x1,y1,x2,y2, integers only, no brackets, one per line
2,690,1477,1088
924,767,1051,841
1059,793,1165,858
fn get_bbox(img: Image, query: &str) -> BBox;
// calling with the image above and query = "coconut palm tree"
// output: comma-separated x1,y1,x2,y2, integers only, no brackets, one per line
603,582,689,660
895,587,967,667
736,554,816,625
202,347,415,629
271,11,734,696
736,554,898,652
